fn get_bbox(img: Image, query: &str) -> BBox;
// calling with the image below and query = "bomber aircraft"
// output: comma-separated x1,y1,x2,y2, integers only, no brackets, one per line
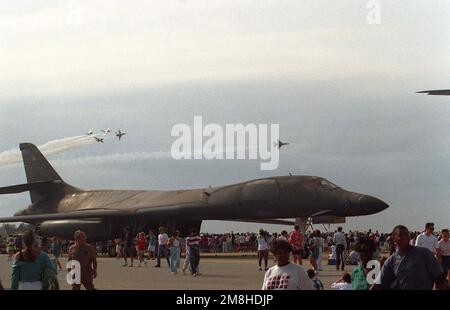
0,143,389,239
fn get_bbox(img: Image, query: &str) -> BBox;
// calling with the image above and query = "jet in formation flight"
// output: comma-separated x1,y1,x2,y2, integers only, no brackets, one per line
86,129,93,136
276,139,290,149
101,128,111,134
0,143,389,240
115,129,126,140
94,137,104,143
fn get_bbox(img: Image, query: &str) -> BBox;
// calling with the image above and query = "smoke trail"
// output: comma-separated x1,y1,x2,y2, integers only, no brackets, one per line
54,145,264,166
55,151,171,166
0,133,104,167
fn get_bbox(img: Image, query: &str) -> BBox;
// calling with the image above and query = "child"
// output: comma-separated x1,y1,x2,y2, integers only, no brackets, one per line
331,273,353,290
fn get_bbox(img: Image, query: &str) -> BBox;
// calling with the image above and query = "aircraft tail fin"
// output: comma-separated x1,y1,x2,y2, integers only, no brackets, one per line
19,143,64,203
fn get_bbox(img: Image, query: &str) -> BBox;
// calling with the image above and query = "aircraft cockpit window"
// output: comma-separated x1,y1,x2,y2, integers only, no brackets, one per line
318,180,338,190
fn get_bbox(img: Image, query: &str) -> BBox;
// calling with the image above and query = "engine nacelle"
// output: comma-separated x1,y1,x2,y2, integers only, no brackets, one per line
39,220,112,240
312,215,346,224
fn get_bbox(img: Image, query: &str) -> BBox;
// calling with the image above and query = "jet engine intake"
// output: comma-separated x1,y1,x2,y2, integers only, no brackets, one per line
39,219,112,240
312,215,346,224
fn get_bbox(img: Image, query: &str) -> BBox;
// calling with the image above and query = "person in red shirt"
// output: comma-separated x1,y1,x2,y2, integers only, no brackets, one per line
136,232,148,267
289,224,304,265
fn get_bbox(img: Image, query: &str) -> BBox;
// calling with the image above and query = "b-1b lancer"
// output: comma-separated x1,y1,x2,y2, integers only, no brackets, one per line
0,143,389,240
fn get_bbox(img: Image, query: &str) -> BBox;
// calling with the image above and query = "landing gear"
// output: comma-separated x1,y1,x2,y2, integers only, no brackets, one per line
295,217,313,234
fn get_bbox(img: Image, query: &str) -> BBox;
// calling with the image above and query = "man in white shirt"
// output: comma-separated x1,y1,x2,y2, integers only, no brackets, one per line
333,227,347,271
155,226,170,267
262,239,313,290
415,223,439,255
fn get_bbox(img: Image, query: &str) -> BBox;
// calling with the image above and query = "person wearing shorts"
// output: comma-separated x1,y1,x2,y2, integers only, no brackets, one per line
289,225,304,265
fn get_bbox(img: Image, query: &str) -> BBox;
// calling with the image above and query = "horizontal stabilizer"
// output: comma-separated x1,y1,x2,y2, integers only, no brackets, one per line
417,89,450,96
0,209,123,223
0,181,56,195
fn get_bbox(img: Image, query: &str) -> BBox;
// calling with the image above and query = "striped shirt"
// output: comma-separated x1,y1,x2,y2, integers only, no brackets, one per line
187,235,201,249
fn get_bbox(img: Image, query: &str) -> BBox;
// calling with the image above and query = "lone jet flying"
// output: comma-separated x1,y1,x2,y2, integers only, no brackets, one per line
417,89,450,96
101,128,111,134
115,129,126,140
0,143,389,240
276,139,290,149
94,137,104,143
86,129,93,136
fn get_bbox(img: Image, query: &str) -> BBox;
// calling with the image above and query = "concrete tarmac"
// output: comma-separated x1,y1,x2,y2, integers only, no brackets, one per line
0,253,355,290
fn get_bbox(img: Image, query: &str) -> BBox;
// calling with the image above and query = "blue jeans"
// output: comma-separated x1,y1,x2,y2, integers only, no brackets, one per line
189,247,200,275
157,244,170,266
169,246,180,272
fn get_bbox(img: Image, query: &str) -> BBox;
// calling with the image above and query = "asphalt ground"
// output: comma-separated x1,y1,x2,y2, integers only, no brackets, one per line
0,252,355,290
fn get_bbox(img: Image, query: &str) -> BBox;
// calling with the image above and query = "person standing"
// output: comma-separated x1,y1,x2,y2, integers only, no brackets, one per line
311,230,324,272
315,231,324,271
230,231,235,252
222,234,228,253
375,225,446,290
437,229,450,286
50,238,63,270
11,230,57,290
122,227,134,267
351,237,377,290
186,228,201,277
7,236,15,261
68,230,97,290
278,231,289,242
136,232,147,267
155,226,170,267
415,223,439,255
168,231,182,274
262,239,313,290
115,238,122,259
257,229,269,271
146,229,157,260
289,225,303,265
182,235,191,275
333,227,347,271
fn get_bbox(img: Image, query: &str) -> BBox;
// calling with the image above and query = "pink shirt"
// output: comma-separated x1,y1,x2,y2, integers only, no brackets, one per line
438,239,450,256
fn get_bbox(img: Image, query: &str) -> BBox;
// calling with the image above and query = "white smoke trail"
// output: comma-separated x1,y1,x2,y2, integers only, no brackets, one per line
0,133,104,167
55,145,263,166
55,151,171,166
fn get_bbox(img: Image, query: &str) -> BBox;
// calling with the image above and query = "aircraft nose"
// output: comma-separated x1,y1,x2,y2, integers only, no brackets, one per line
359,195,389,215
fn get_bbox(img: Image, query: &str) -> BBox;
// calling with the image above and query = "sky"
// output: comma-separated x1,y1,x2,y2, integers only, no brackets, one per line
0,0,449,234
